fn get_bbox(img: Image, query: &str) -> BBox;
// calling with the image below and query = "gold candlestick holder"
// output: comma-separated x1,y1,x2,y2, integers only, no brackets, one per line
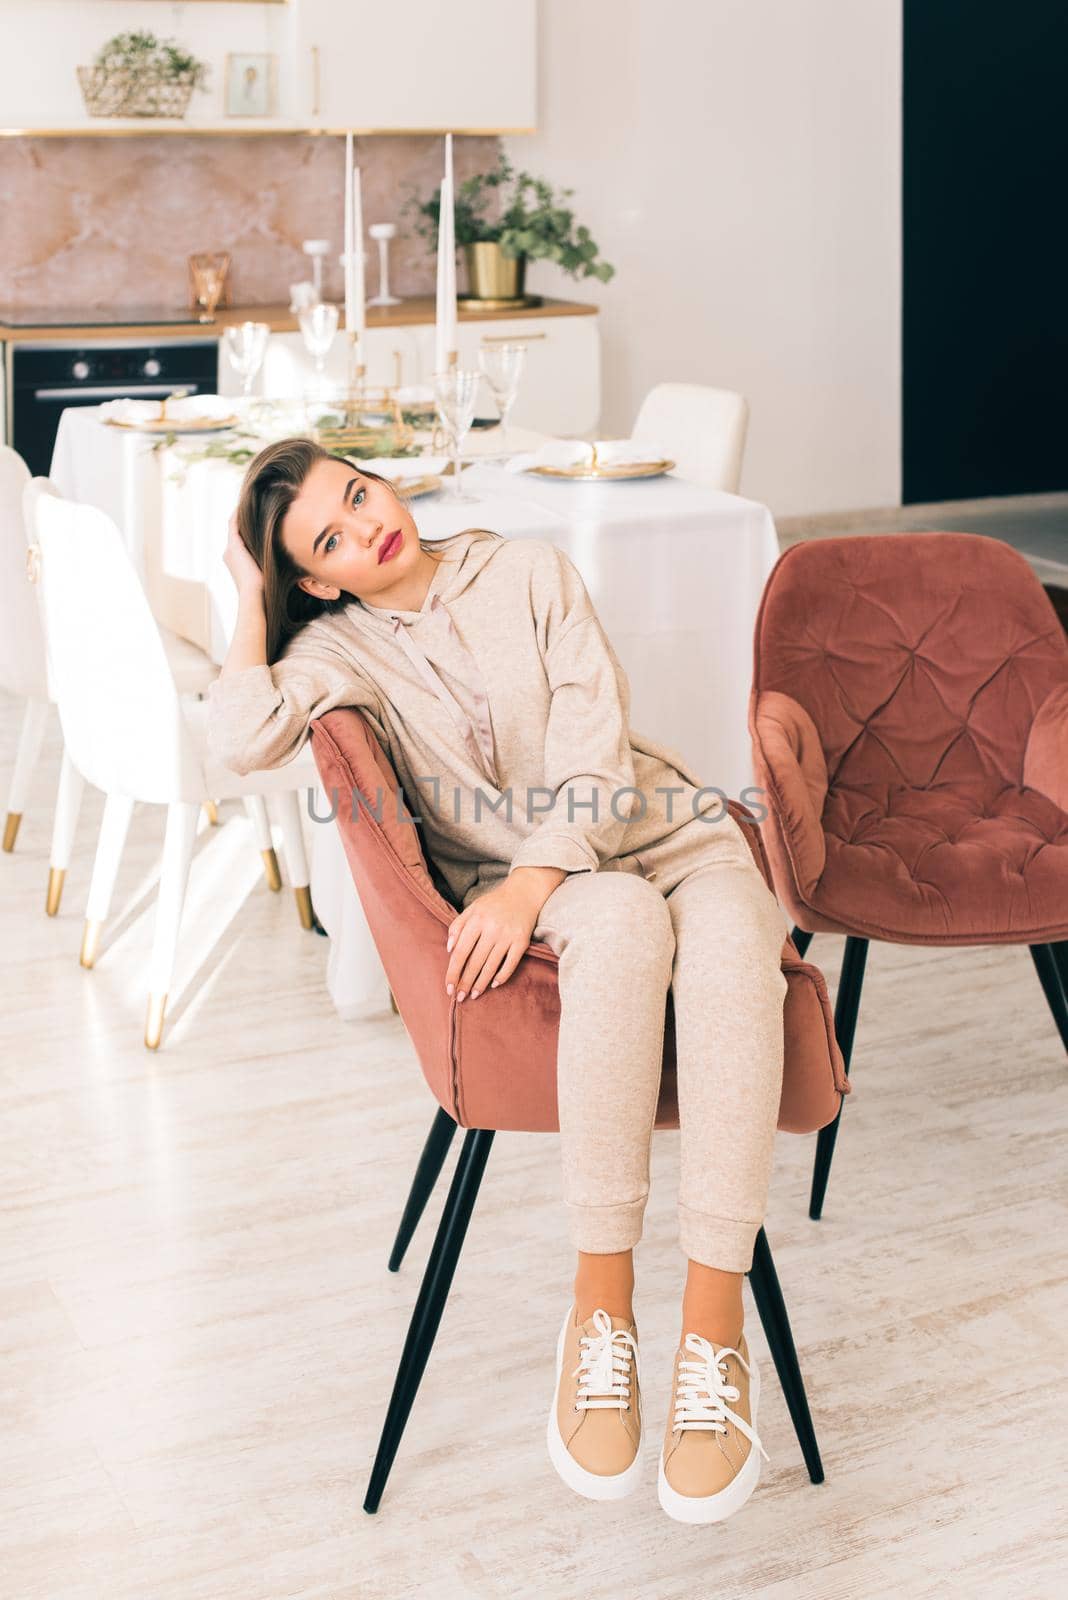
344,330,367,409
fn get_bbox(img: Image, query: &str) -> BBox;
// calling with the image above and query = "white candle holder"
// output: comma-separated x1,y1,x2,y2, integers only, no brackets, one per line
368,223,401,307
301,238,331,302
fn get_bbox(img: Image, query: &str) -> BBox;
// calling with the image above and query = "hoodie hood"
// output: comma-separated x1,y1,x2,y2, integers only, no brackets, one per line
349,527,509,630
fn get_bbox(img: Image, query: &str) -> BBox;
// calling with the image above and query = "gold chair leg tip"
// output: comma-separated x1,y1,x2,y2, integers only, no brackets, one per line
144,995,167,1050
294,886,314,930
45,867,66,917
3,812,21,852
79,921,102,969
261,847,282,892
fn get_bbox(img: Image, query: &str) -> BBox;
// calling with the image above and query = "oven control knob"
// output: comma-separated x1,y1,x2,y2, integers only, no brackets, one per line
142,357,162,378
71,359,91,380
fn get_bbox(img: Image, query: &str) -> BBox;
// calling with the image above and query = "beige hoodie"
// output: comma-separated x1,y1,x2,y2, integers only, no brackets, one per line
205,528,728,909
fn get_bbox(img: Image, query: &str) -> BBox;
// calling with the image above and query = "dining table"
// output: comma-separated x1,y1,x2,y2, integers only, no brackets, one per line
50,402,782,1018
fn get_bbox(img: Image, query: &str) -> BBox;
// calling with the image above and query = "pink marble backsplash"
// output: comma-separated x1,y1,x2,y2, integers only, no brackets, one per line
0,133,500,312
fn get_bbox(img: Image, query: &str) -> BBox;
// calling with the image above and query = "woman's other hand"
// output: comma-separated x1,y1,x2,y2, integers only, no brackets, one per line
444,866,566,1000
224,510,264,596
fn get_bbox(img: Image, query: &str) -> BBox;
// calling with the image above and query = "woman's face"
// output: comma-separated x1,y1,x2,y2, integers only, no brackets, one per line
280,457,421,602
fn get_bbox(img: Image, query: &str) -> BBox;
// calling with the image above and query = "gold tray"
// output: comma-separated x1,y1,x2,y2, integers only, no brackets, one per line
104,413,239,434
394,475,443,499
527,457,676,481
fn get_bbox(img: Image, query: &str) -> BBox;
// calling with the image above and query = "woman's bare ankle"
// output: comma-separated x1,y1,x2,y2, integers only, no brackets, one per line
681,1259,744,1349
573,1248,635,1323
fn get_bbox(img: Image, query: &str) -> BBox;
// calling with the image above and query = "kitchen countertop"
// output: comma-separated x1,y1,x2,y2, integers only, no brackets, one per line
0,295,598,342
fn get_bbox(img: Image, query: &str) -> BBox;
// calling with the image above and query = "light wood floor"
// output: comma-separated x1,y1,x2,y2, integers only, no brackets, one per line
3,685,1066,1599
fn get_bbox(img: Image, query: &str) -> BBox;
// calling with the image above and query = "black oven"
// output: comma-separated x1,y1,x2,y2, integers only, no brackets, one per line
12,339,219,476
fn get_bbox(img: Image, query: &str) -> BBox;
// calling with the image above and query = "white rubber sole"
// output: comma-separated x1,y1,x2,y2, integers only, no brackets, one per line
546,1307,643,1502
657,1355,762,1524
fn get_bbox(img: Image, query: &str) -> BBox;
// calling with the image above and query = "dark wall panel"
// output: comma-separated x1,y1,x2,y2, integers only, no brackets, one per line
903,1,1068,503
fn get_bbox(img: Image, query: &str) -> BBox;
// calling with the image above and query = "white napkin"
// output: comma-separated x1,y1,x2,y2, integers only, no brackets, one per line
592,437,671,466
504,439,592,474
356,456,448,480
505,437,670,474
100,394,236,425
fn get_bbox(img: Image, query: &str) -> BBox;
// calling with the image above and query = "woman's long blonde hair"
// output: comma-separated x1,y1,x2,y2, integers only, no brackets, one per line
234,436,443,663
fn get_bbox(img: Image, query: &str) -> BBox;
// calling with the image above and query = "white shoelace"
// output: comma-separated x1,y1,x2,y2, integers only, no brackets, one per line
572,1308,639,1412
671,1333,770,1461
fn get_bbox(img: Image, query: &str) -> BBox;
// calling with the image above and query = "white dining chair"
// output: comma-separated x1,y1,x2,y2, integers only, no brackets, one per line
28,490,319,1049
631,383,750,492
1,446,49,855
3,449,221,917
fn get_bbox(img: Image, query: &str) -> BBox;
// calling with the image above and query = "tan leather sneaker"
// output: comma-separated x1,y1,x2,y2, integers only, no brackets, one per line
658,1330,769,1523
546,1304,643,1500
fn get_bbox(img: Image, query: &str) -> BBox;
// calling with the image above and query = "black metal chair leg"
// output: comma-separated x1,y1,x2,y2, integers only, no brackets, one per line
810,935,869,1221
747,1228,824,1484
364,1127,495,1514
1051,940,1068,996
791,926,815,959
388,1107,459,1272
1030,943,1068,1054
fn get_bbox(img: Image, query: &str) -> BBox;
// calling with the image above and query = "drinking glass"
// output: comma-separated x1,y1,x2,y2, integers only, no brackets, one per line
222,320,270,398
432,367,480,503
188,251,231,324
298,302,340,393
478,342,526,451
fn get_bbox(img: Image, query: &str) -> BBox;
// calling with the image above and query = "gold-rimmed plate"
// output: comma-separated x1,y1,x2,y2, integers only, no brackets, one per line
394,474,444,499
104,414,240,434
526,457,676,481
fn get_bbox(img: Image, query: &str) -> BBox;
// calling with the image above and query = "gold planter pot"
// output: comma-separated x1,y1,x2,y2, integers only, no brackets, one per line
463,242,527,302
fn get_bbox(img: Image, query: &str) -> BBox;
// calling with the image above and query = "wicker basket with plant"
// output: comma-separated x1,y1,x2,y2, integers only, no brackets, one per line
77,30,209,119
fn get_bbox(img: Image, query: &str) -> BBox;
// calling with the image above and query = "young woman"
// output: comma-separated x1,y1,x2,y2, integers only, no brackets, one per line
207,437,789,1525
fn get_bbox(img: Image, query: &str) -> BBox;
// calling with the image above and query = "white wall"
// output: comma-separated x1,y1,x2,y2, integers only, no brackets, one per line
507,0,902,517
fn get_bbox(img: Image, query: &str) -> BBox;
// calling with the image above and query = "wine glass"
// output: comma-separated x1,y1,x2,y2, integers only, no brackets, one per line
222,320,270,399
298,302,340,394
478,342,526,451
432,367,480,503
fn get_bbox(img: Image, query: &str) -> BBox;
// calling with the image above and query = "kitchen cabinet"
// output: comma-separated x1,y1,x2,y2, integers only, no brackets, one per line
0,0,534,133
295,0,536,130
0,0,294,131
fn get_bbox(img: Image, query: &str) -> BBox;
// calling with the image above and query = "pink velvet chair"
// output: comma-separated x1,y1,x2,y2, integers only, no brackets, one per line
309,707,850,1513
750,532,1068,1221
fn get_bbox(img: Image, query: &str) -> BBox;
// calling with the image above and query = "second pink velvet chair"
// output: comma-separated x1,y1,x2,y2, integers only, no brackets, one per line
750,531,1068,1220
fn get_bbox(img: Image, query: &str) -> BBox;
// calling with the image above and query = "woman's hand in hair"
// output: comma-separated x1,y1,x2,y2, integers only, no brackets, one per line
444,867,566,1001
219,511,269,677
223,510,265,597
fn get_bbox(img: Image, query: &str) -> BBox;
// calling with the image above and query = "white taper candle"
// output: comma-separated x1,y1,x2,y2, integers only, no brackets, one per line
435,132,457,371
343,130,355,331
351,165,366,343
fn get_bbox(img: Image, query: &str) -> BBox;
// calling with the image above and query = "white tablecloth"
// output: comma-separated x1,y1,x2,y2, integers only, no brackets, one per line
50,406,781,1018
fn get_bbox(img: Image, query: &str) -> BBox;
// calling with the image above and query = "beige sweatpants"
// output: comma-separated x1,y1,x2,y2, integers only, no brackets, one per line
531,806,790,1274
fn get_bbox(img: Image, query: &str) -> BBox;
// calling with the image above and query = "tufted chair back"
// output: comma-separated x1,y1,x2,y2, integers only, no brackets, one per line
750,531,1068,945
755,533,1067,794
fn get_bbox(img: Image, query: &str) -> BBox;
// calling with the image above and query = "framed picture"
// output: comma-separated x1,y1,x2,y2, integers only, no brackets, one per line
224,53,277,118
